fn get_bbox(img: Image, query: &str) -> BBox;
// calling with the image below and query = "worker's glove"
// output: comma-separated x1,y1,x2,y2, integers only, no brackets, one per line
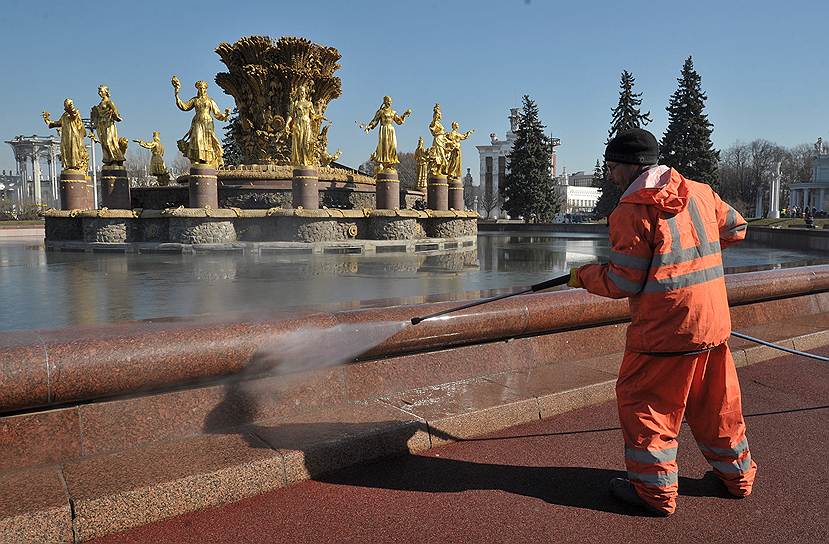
567,267,583,288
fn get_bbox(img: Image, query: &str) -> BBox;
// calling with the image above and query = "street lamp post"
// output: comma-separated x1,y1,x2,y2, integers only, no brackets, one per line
83,118,98,209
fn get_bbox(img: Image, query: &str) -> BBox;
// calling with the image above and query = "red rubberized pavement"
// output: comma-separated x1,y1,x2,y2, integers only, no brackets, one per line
94,346,829,544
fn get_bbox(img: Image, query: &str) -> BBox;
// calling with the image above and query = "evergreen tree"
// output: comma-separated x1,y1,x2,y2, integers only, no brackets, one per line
594,71,652,218
222,107,243,166
500,95,561,223
659,56,719,186
591,159,603,188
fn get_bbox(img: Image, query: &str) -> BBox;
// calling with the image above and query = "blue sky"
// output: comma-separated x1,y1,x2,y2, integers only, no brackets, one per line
1,0,827,183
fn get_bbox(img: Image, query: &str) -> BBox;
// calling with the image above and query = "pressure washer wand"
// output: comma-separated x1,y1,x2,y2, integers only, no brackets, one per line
410,273,572,325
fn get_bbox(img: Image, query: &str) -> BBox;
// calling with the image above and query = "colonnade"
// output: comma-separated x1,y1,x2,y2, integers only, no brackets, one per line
5,136,61,207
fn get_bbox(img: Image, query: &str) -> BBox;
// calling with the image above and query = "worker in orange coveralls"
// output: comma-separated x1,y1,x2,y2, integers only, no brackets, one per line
568,128,757,516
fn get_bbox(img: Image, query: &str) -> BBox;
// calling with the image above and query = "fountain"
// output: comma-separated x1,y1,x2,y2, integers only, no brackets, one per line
42,35,478,253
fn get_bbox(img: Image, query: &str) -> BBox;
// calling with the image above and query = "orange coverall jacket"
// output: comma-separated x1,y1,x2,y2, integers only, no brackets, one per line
577,166,747,353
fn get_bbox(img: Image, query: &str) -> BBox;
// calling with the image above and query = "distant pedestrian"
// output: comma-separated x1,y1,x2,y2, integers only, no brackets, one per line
567,128,756,516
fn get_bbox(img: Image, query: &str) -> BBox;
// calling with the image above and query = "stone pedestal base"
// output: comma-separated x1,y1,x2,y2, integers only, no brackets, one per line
427,175,448,211
60,170,90,210
189,165,218,208
448,176,464,211
101,165,131,209
292,167,319,210
376,170,400,209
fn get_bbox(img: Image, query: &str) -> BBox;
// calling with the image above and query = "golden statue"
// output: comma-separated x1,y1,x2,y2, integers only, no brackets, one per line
284,83,319,167
90,85,127,165
361,96,411,172
133,132,171,185
445,122,475,179
171,75,230,167
43,99,89,172
214,36,343,165
427,103,448,176
317,124,342,167
414,136,429,190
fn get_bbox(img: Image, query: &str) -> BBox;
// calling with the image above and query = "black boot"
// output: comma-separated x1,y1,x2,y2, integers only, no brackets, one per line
608,478,672,517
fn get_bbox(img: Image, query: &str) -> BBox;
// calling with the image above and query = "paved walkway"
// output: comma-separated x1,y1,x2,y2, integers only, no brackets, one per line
94,346,829,544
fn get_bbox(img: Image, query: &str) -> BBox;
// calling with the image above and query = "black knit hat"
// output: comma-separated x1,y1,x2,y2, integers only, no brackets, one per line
605,128,659,165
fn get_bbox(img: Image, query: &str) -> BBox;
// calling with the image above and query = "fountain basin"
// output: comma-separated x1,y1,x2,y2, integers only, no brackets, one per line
43,208,478,251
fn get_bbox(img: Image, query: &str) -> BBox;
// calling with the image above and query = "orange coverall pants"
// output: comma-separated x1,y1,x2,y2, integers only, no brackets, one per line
617,343,757,514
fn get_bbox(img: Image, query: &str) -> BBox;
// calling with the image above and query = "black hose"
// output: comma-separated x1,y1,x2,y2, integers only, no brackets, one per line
410,272,571,325
410,276,829,363
731,331,829,362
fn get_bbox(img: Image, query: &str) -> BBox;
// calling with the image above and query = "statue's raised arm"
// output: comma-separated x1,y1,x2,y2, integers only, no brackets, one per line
44,99,89,172
171,75,195,112
363,95,409,172
172,78,228,167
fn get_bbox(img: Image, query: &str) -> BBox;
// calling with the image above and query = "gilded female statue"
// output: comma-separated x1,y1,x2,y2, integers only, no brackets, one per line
414,136,429,190
427,103,448,176
284,83,318,167
90,85,126,164
171,76,230,167
133,131,170,185
361,96,411,172
42,99,89,172
445,122,475,179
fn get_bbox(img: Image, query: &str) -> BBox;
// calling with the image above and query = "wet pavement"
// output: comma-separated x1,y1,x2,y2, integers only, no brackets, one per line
93,345,829,544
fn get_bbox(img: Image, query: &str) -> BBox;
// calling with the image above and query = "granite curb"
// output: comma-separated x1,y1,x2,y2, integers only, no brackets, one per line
2,266,826,415
2,328,826,542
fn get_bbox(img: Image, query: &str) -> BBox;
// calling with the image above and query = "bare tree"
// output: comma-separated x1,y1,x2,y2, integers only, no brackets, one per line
396,152,417,191
479,189,499,219
168,152,191,181
125,147,152,187
780,143,813,209
719,139,785,216
719,142,752,213
358,159,376,177
782,143,813,184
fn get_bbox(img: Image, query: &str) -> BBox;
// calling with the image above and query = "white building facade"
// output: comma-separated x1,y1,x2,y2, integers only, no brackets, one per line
553,172,600,217
5,135,61,207
789,146,829,212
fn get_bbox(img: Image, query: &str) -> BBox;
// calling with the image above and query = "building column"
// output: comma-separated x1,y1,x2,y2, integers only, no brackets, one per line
803,187,811,209
478,155,486,216
820,188,827,211
755,187,764,218
19,156,29,199
769,164,780,219
48,148,57,205
31,151,42,206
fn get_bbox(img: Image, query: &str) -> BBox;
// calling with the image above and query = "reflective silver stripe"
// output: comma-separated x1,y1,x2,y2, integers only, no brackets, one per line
627,470,678,487
710,455,753,474
698,437,748,458
722,223,747,239
687,198,711,250
665,212,682,253
651,200,721,267
608,270,644,295
610,250,651,271
643,264,724,293
625,446,678,464
651,241,721,267
726,206,737,227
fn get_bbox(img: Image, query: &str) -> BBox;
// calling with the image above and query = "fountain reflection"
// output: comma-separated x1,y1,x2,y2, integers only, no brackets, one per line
2,233,827,331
